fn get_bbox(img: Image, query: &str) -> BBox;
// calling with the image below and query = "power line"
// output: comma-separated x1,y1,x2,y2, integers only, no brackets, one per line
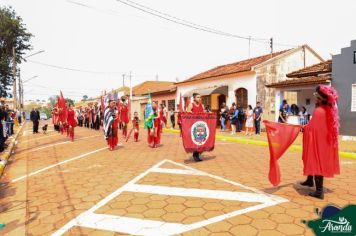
28,60,125,75
114,0,298,47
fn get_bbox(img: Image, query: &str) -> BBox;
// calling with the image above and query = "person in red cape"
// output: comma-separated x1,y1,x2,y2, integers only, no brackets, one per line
132,111,140,142
52,104,60,132
147,102,161,148
299,85,340,199
67,104,77,141
120,97,129,138
187,92,205,162
104,99,119,151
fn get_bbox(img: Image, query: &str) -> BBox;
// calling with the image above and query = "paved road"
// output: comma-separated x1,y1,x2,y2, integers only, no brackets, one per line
1,121,355,235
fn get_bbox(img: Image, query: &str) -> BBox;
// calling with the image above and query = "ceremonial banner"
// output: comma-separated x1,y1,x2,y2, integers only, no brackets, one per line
181,113,217,153
263,120,301,186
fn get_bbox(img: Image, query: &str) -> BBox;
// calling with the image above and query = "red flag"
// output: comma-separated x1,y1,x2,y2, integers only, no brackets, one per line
181,113,217,153
179,93,183,113
127,97,131,121
263,120,301,186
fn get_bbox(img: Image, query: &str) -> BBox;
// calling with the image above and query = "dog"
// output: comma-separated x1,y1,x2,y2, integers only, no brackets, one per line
42,124,48,134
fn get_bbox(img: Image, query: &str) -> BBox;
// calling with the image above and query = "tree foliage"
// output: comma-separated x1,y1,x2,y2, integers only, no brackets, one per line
0,6,32,98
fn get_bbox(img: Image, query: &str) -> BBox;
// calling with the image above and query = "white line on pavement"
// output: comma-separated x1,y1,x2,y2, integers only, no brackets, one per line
26,135,101,152
18,129,89,144
11,147,107,183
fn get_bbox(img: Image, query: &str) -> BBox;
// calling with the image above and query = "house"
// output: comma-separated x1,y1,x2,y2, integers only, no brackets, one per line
266,60,332,121
332,40,356,136
130,81,175,120
175,45,323,125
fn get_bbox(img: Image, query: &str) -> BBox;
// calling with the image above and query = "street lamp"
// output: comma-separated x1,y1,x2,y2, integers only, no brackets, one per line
17,50,45,109
23,75,39,84
24,50,45,59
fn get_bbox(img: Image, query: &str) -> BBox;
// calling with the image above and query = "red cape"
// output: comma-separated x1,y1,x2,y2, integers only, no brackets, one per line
302,106,340,177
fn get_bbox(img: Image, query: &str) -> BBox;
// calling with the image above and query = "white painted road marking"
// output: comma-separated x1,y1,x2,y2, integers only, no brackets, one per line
53,160,288,236
26,135,101,152
19,129,88,144
11,147,107,183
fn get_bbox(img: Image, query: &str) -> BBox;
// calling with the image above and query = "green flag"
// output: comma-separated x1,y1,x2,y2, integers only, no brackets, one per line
144,93,154,129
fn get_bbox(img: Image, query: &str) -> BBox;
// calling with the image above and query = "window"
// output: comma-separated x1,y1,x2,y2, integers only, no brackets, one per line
168,99,175,111
201,95,211,107
354,51,356,64
352,84,356,112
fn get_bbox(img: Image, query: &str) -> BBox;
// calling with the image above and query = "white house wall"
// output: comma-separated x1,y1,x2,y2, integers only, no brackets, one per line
176,73,257,109
255,47,323,122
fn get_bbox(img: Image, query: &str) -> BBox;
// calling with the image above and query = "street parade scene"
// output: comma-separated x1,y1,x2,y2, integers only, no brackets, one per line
0,0,356,235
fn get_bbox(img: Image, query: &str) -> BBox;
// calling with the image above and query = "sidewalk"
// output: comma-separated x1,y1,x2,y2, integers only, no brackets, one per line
0,123,25,178
163,127,356,159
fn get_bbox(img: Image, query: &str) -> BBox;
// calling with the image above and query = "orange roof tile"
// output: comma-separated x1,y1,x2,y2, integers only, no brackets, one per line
287,60,332,78
177,49,291,84
266,74,332,88
132,81,175,96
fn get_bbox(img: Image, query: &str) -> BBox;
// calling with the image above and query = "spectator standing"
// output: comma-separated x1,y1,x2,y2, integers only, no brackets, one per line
245,105,253,136
278,103,288,123
220,103,228,132
30,108,40,133
229,103,238,135
169,108,175,129
237,104,244,132
299,106,309,125
290,104,299,115
0,102,6,152
253,102,263,135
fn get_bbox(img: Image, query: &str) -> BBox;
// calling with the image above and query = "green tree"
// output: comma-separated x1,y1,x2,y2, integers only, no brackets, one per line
48,95,58,107
65,98,75,107
0,6,32,98
82,95,88,101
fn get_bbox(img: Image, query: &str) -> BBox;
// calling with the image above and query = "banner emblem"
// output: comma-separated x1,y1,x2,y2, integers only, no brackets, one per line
191,121,209,145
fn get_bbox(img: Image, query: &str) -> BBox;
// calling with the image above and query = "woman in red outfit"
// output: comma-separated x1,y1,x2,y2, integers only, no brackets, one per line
120,97,129,138
147,102,161,148
299,85,340,199
67,104,77,141
187,92,205,161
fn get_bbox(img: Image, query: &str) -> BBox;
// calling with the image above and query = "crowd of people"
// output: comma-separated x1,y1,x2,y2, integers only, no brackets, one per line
0,98,25,152
219,101,263,136
278,99,309,125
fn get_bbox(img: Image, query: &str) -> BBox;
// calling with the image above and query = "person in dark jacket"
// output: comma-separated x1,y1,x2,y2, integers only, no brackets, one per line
30,108,40,133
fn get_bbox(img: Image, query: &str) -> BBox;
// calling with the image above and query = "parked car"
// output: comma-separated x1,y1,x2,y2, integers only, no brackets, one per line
25,113,30,120
40,113,48,120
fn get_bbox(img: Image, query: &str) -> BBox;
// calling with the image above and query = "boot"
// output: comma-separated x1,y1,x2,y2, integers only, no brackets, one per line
300,175,314,187
309,176,324,199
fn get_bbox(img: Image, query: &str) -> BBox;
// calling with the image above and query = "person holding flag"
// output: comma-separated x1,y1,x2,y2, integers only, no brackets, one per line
299,85,340,199
144,94,161,148
67,104,77,141
264,85,340,200
104,99,119,151
52,103,60,132
187,92,206,161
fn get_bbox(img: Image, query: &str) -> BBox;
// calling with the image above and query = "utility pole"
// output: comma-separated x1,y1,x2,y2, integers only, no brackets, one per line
248,36,251,58
129,71,133,118
270,37,273,55
18,69,22,109
122,74,126,87
12,47,17,109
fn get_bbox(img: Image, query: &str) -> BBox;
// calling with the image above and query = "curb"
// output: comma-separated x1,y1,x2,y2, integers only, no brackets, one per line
0,122,26,178
162,128,356,160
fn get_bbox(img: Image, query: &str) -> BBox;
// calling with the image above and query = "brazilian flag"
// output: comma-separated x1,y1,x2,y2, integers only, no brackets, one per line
144,93,154,129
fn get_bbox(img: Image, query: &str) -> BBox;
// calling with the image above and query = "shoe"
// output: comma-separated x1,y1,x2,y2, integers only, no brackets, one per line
300,176,314,187
309,176,324,199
